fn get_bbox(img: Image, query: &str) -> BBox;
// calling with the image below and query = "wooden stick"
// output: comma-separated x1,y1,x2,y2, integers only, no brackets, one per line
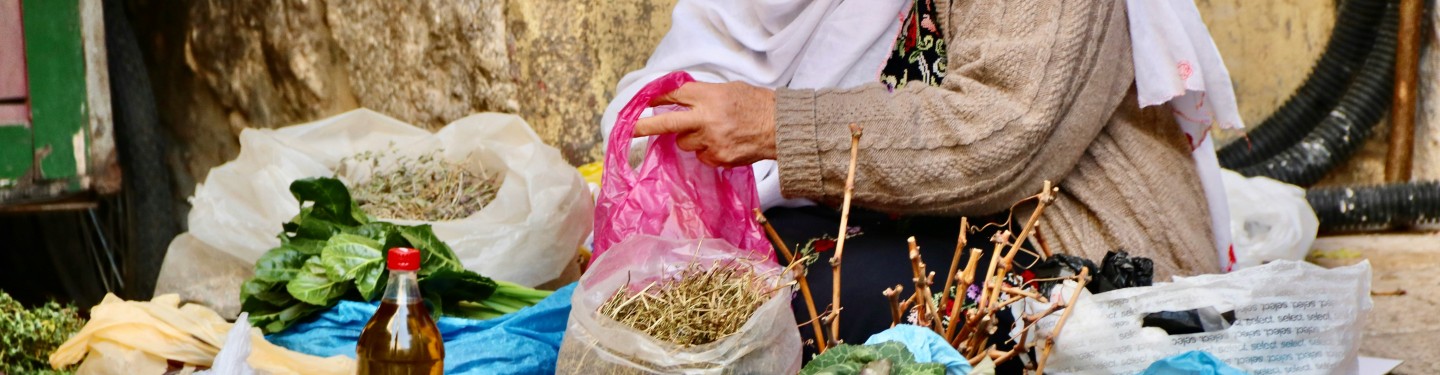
951,309,982,348
939,218,969,313
979,229,1013,311
907,237,942,332
968,345,995,366
1002,286,1047,304
755,209,826,352
945,248,983,341
1036,266,1089,375
884,286,903,327
988,294,1028,315
1387,0,1423,182
827,124,863,346
1002,181,1058,269
978,231,1010,312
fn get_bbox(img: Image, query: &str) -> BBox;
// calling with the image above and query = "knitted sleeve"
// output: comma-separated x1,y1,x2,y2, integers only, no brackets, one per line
775,0,1135,215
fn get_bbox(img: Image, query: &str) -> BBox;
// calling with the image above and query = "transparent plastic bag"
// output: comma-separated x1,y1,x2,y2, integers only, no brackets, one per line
590,71,772,265
556,235,802,374
1030,260,1371,374
1221,170,1319,270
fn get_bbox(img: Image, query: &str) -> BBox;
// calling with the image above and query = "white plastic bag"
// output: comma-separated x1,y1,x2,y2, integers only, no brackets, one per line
182,109,592,287
1032,260,1372,375
195,313,257,375
1222,169,1319,270
555,235,802,374
154,233,253,318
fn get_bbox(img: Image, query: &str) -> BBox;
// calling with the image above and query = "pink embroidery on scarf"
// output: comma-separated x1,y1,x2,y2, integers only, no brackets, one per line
1178,60,1193,81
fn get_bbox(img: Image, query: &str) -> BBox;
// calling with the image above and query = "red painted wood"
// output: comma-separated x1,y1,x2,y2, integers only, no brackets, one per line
0,0,27,102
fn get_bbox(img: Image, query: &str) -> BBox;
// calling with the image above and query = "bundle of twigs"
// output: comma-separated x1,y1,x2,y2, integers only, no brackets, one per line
339,149,502,221
597,260,778,347
755,125,1088,374
886,182,1088,373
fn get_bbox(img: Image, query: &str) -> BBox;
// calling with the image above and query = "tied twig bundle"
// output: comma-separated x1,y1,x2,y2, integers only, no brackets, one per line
340,149,502,221
597,260,776,347
870,181,1083,371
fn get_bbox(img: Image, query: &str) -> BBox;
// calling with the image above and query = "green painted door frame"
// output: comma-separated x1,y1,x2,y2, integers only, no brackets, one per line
1,0,118,207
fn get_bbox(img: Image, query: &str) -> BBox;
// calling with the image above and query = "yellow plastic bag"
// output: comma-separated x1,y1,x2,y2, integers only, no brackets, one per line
50,294,354,375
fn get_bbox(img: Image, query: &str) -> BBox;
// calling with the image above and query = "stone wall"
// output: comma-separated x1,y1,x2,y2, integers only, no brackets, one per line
129,0,677,200
132,0,1438,206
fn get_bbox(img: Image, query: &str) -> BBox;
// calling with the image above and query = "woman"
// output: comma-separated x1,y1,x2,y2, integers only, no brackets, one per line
603,0,1237,357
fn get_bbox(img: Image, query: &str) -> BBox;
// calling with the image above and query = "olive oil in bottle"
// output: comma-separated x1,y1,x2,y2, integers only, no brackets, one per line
357,247,444,375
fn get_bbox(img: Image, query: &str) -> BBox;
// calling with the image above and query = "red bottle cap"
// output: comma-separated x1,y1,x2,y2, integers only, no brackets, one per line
387,247,421,271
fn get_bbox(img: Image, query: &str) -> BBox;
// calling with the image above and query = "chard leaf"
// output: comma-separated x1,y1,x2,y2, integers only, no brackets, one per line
344,222,404,249
240,278,293,306
358,266,387,301
282,237,327,256
245,298,325,334
286,257,349,306
287,211,344,240
254,246,308,283
289,177,366,226
319,233,384,282
418,268,497,303
398,225,463,274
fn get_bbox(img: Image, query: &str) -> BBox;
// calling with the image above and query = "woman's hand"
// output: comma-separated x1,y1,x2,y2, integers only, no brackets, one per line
632,81,777,168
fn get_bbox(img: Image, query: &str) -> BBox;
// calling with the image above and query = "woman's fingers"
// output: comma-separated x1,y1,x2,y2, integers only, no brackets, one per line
634,110,703,137
676,132,705,152
648,82,710,107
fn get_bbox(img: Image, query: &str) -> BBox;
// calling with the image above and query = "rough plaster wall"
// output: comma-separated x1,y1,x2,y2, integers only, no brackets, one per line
1415,0,1440,181
1199,0,1440,185
1198,0,1336,128
153,0,677,196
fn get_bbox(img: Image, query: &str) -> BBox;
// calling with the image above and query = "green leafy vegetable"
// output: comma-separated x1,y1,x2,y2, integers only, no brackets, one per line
240,177,552,333
800,341,946,375
254,246,308,283
287,257,349,305
1,290,85,375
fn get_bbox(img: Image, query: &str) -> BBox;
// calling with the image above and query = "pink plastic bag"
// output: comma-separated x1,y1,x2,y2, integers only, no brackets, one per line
591,71,773,264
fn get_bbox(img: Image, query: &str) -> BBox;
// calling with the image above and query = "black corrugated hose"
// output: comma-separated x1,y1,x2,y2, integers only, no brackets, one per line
1235,5,1397,186
1307,181,1440,231
1217,0,1388,169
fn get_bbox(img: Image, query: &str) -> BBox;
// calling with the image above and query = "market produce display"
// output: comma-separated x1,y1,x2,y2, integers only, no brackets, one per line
240,177,550,333
0,291,85,375
340,149,502,222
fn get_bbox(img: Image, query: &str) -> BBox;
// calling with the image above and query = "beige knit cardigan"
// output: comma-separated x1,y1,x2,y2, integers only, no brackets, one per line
773,0,1218,279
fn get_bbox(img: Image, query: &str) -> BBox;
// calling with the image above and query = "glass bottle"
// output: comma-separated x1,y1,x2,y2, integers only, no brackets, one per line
357,247,444,374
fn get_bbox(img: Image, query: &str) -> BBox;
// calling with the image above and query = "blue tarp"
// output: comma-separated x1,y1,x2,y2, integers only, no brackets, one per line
864,324,973,375
267,283,575,375
1141,351,1247,375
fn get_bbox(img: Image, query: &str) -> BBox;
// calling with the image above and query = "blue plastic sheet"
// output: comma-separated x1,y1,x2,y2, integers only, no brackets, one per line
1140,351,1247,375
267,283,575,375
864,324,973,375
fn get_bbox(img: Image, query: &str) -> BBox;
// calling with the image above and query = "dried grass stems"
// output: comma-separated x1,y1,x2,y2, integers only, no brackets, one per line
340,149,501,221
597,259,779,347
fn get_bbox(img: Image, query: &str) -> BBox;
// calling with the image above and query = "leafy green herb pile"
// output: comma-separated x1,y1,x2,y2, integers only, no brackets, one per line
240,177,550,333
0,290,85,375
800,341,946,375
